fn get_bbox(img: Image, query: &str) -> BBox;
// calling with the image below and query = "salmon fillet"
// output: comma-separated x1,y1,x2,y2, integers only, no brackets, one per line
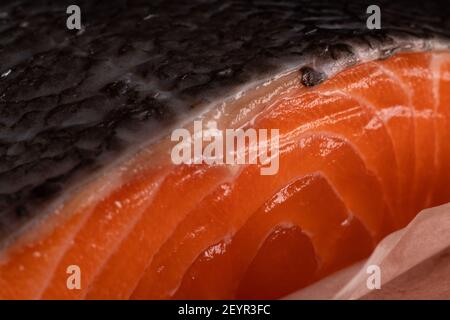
0,0,449,300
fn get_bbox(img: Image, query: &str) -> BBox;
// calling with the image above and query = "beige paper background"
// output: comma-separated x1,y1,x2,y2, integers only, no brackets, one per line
285,203,450,300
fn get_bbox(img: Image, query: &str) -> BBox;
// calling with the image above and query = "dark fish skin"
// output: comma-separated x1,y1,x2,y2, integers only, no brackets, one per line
0,0,449,241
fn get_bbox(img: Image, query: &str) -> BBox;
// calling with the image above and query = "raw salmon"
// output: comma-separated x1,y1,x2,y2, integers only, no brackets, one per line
0,0,449,300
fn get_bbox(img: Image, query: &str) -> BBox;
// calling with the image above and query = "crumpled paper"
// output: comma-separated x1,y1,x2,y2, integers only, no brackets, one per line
285,203,450,300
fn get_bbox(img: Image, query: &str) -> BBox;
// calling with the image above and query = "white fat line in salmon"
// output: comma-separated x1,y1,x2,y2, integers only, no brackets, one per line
170,120,279,175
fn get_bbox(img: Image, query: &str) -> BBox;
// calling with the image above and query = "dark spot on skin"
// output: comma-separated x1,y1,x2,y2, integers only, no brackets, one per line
299,66,326,87
31,182,61,199
118,43,134,55
102,81,128,98
329,43,355,61
15,205,28,218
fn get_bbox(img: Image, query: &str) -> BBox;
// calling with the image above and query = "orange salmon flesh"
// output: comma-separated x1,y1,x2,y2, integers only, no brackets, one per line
1,51,450,299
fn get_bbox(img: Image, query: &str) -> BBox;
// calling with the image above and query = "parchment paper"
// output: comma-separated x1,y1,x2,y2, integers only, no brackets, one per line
285,203,450,300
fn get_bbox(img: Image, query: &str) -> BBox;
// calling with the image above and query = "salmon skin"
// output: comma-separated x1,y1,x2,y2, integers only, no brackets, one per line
0,0,449,299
